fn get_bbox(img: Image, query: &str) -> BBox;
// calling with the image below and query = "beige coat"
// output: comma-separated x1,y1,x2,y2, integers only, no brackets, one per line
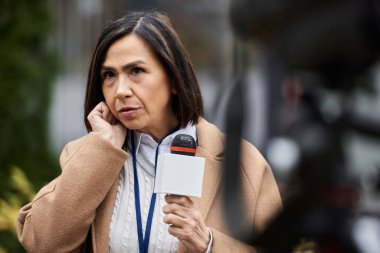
17,118,282,253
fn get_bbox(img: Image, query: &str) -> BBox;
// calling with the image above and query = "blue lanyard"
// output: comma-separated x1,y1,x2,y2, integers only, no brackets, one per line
130,128,178,253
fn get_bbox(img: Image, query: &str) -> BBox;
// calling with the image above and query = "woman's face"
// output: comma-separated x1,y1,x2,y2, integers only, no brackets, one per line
101,34,178,141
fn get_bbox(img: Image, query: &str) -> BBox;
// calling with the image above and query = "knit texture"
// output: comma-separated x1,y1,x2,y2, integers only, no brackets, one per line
109,150,179,253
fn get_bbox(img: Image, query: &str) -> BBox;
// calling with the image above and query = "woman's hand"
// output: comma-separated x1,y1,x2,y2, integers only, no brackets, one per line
87,102,126,148
163,195,210,253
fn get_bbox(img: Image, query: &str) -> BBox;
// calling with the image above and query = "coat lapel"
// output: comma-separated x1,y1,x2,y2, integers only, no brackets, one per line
193,147,223,218
194,118,225,217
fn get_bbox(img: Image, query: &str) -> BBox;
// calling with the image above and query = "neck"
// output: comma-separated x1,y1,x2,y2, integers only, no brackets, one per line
141,118,179,143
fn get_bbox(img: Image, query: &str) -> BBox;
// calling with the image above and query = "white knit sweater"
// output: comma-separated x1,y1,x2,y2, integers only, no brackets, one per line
109,124,202,253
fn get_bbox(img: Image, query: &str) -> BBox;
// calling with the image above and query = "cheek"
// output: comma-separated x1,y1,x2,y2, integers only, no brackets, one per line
102,88,116,111
102,85,112,100
145,88,171,111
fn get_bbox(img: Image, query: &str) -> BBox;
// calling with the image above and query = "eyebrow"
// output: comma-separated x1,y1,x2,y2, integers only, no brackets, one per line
101,60,146,71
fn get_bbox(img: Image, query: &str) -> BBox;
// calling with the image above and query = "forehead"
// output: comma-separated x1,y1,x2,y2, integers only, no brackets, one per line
104,33,157,64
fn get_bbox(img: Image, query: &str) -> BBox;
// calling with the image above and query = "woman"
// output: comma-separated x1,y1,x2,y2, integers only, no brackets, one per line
17,11,282,253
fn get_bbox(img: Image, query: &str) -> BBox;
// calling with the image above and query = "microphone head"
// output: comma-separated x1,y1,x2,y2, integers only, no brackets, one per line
170,134,197,156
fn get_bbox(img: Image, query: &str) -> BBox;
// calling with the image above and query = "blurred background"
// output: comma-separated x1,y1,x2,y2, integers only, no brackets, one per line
1,0,380,252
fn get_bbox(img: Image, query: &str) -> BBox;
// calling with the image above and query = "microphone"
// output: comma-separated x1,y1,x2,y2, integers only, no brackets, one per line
154,134,205,197
170,134,197,156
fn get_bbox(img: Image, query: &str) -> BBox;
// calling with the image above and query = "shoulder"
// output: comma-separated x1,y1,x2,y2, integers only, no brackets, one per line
195,118,225,157
240,139,269,170
196,118,270,184
196,117,266,164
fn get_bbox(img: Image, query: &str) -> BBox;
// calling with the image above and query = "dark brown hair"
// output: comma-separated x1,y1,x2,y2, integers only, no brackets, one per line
84,10,204,132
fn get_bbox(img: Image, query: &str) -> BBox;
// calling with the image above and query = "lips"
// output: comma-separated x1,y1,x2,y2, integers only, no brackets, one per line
117,106,140,112
117,106,140,118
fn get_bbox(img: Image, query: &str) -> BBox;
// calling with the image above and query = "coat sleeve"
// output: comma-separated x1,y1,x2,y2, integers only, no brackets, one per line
208,229,258,253
16,133,128,253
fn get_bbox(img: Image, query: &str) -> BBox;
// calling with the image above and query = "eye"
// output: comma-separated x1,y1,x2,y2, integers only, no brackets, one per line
130,67,144,76
101,70,115,80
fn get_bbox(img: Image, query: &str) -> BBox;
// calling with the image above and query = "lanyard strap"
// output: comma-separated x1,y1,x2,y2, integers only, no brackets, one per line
131,127,178,253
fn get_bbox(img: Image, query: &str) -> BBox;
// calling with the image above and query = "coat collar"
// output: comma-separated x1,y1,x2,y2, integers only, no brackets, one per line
94,117,225,253
192,118,224,217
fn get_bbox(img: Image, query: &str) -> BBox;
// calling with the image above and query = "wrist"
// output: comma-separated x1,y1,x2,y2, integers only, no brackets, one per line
204,227,213,253
94,131,123,148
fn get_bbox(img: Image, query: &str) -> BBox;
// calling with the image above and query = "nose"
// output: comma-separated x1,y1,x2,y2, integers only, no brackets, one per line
115,75,133,99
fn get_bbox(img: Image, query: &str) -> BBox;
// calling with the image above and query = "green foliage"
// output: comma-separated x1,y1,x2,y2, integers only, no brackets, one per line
0,0,60,252
0,166,35,252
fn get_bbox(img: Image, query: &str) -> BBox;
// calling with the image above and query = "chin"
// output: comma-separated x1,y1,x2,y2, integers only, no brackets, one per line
122,122,144,132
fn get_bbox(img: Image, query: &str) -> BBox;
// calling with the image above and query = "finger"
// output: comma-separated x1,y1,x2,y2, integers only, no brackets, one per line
88,103,101,119
106,110,115,124
87,102,112,131
166,214,211,253
99,103,120,125
168,224,203,241
163,213,205,235
88,102,107,118
168,225,209,250
97,101,108,112
99,102,110,120
166,213,207,236
163,213,188,226
167,224,189,239
165,195,194,208
162,203,190,219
